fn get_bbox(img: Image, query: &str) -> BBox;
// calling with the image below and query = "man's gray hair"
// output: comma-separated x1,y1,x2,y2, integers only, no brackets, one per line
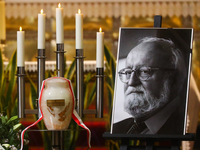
139,37,187,91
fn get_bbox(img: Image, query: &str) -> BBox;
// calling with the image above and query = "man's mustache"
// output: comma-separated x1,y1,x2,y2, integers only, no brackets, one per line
125,86,145,96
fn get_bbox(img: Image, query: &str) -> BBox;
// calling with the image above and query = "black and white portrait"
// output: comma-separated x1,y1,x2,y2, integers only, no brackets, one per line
111,28,193,135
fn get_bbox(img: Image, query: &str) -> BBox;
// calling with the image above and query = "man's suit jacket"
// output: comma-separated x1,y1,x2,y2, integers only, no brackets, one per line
112,103,185,134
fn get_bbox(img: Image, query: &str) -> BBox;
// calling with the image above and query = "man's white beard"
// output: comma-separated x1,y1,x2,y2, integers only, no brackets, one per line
124,80,170,120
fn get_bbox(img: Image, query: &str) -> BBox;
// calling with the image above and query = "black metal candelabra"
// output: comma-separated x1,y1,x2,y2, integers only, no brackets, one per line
75,48,84,118
17,66,25,118
36,49,46,117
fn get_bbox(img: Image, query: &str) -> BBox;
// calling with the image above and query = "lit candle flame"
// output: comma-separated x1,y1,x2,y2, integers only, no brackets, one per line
19,26,22,31
41,9,43,14
99,27,102,32
78,9,81,14
58,3,61,8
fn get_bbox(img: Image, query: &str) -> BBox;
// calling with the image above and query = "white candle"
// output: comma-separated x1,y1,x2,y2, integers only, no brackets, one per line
38,9,46,49
76,9,83,49
56,3,64,44
17,27,25,67
0,1,6,40
96,28,104,68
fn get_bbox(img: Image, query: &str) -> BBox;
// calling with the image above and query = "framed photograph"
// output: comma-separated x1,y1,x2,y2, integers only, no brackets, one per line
111,28,193,135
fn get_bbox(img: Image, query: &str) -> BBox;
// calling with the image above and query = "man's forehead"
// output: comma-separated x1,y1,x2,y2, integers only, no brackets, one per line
125,42,172,68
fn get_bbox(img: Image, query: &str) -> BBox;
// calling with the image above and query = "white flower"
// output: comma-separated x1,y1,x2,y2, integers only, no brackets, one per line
0,144,6,150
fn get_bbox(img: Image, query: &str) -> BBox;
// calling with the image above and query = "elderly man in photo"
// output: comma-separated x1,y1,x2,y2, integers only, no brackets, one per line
113,37,187,134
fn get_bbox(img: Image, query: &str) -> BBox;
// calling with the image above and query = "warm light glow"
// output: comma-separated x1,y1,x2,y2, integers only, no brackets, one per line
41,9,43,14
78,9,81,14
19,26,22,31
58,3,61,8
99,27,102,32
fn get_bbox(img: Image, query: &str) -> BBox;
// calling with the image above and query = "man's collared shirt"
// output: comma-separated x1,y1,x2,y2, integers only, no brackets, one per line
142,96,180,134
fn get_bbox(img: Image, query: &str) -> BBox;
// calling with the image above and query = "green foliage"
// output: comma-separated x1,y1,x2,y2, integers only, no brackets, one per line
104,46,121,150
64,59,76,80
104,45,116,124
0,49,29,149
83,72,96,108
27,73,37,110
0,114,28,150
0,49,17,119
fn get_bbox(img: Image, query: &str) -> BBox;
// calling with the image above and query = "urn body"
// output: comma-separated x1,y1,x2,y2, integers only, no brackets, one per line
40,78,73,130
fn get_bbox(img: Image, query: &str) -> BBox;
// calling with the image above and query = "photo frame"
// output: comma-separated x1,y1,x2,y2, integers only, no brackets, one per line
111,28,193,135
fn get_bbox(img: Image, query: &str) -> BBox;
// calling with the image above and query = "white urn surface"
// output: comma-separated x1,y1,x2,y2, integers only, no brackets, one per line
40,77,74,130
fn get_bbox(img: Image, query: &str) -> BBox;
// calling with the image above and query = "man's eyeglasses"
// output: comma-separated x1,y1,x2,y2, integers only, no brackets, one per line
118,67,175,83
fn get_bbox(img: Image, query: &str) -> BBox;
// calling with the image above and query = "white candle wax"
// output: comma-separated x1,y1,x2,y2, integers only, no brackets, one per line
0,1,6,40
38,9,46,49
76,9,83,49
96,28,104,68
56,3,64,44
17,27,25,67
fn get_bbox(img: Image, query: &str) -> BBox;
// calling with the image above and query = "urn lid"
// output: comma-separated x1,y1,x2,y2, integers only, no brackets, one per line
45,77,69,88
